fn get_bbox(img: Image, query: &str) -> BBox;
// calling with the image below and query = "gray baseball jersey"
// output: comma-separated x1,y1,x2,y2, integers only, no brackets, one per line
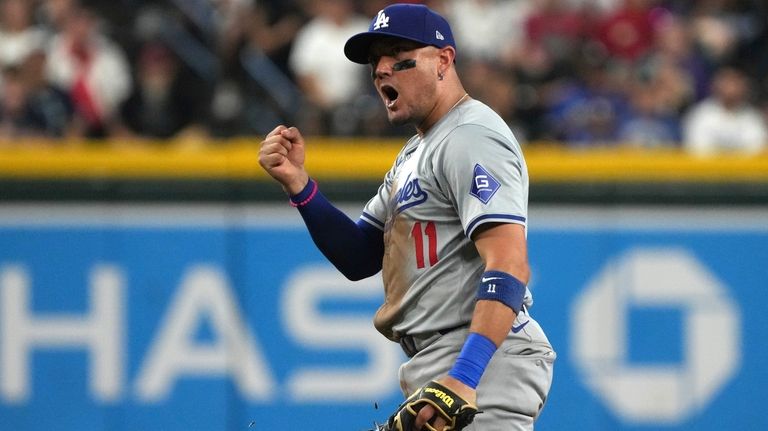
360,99,534,341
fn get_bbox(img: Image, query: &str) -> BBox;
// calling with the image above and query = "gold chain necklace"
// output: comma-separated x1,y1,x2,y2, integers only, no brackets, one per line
449,93,469,112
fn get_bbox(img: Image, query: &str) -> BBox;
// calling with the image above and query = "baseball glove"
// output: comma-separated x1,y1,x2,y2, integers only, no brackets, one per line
373,381,479,431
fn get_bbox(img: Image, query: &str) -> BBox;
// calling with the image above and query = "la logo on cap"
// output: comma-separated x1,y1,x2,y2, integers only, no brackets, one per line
373,10,389,30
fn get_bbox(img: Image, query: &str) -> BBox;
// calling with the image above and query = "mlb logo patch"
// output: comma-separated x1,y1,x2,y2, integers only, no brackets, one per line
470,164,500,204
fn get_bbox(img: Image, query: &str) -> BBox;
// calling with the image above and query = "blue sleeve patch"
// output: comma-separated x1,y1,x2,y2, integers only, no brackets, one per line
469,164,501,204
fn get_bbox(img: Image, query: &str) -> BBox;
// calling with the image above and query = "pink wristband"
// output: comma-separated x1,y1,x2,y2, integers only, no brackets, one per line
289,179,318,207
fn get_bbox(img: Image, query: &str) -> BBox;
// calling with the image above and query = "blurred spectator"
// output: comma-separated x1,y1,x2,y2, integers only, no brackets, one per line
640,13,711,102
508,43,562,141
248,0,306,79
288,0,368,135
685,0,765,67
565,0,623,14
0,65,36,139
463,60,528,143
683,66,767,155
543,57,629,145
592,0,660,63
20,48,74,138
0,0,764,145
445,0,532,66
0,50,72,141
524,0,588,73
234,0,306,135
617,80,681,147
207,78,247,137
0,0,47,69
37,0,80,31
738,2,768,89
214,0,257,76
506,0,590,142
45,4,132,138
117,41,209,140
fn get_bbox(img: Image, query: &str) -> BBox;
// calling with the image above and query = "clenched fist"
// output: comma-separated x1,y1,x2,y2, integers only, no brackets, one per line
259,125,310,196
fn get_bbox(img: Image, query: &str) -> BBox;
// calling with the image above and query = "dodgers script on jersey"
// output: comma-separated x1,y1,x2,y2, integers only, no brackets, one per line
360,99,535,341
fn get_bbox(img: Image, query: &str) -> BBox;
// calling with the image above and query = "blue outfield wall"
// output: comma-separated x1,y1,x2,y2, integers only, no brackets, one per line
0,204,766,431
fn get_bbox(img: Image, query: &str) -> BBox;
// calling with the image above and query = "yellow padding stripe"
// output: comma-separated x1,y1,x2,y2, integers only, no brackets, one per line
0,140,767,182
527,147,768,182
0,139,398,180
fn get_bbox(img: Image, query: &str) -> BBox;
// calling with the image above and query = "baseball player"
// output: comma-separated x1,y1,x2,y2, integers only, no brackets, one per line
259,4,555,430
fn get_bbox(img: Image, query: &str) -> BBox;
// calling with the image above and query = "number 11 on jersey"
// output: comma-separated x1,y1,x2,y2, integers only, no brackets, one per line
411,221,438,268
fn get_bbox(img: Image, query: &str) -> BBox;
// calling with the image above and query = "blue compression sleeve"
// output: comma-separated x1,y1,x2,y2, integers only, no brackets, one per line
291,179,384,280
448,332,497,389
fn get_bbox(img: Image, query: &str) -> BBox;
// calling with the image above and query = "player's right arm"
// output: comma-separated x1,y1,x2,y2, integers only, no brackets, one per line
258,125,385,281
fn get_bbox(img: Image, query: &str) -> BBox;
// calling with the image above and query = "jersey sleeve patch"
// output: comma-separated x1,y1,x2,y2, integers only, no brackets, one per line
469,164,501,204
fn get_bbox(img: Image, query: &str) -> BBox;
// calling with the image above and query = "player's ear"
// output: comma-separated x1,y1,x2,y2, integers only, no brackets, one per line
437,46,456,78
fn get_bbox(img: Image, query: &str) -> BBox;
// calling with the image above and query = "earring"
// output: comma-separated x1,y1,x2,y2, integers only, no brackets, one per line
438,72,444,81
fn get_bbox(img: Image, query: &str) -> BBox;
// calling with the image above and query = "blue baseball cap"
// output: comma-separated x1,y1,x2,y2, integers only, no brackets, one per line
344,3,456,64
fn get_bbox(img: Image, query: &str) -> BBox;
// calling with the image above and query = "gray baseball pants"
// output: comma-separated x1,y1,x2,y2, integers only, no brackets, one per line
397,313,555,430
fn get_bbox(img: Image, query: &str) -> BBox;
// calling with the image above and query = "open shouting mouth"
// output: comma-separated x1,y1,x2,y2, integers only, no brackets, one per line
381,84,399,109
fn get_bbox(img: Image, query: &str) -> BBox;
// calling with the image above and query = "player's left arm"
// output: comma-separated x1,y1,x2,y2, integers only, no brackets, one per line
414,221,527,430
466,221,528,344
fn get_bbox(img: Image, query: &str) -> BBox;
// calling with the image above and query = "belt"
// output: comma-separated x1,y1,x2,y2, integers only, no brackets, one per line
398,323,468,358
397,305,530,358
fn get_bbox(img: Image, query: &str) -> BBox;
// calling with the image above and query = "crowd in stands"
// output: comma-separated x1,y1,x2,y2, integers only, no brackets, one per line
0,0,767,155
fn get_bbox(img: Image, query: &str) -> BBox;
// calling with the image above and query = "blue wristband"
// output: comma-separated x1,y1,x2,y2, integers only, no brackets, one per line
476,270,526,314
448,332,497,389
